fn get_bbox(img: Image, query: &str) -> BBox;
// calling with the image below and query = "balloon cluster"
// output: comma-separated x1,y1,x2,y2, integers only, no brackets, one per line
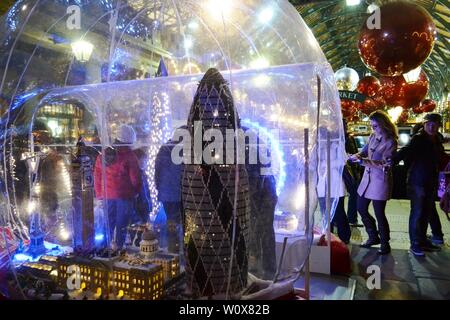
355,76,385,115
341,100,361,120
355,1,438,120
412,98,437,114
340,72,435,120
379,71,429,109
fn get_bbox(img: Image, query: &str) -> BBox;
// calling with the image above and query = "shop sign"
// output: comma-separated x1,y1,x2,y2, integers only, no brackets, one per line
339,90,366,103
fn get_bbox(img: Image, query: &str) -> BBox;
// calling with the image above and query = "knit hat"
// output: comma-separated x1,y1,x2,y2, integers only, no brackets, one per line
423,113,442,126
116,124,136,144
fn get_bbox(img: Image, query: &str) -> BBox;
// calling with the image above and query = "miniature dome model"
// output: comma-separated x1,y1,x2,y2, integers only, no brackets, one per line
140,230,159,258
142,230,158,242
0,0,344,300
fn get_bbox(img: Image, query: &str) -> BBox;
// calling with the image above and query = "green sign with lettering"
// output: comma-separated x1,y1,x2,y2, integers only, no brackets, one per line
339,90,366,103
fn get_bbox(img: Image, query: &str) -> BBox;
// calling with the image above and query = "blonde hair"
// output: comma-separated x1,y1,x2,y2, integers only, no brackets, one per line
369,110,398,140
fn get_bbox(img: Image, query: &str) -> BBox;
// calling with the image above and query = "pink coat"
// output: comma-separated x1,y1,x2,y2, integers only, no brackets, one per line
357,134,397,201
94,147,142,200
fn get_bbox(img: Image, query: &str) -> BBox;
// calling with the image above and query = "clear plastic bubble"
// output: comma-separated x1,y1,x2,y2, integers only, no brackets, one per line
0,0,344,300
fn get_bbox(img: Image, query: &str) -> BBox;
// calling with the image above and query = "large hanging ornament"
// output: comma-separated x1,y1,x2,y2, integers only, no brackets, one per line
401,71,429,109
380,70,428,108
412,104,424,114
379,75,404,106
356,76,381,97
358,1,436,76
420,98,437,112
341,99,361,119
335,67,360,91
361,94,385,115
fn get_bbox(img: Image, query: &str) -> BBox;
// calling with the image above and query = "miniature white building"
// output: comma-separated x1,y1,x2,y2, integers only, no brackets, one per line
140,230,158,258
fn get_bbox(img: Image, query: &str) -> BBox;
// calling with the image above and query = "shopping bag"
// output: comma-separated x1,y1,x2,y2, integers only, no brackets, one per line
437,162,450,198
439,184,450,221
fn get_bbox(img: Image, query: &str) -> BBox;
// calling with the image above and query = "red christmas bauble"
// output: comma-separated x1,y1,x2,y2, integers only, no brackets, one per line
341,100,361,119
360,94,385,115
358,1,436,76
380,70,428,108
402,72,429,108
349,115,360,123
356,76,381,97
342,108,356,119
379,75,405,106
420,98,436,112
412,104,424,114
397,110,410,123
372,94,386,108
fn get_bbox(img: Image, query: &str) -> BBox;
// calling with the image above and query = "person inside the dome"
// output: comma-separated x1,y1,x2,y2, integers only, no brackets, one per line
94,124,142,249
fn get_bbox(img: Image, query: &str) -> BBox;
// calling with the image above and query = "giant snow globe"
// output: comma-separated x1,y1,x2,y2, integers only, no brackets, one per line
0,0,344,300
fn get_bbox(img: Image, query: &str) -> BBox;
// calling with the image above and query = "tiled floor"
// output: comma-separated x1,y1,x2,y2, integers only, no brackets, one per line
346,199,450,300
350,199,450,250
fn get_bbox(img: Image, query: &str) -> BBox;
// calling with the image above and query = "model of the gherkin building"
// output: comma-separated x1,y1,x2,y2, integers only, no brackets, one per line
182,68,250,298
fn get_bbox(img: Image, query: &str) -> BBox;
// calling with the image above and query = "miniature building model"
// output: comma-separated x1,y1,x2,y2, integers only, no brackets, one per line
140,230,158,258
56,253,164,300
27,197,47,257
71,139,95,250
182,69,250,297
151,253,180,282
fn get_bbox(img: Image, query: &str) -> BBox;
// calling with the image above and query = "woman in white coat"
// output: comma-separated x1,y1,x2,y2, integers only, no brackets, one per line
317,132,351,244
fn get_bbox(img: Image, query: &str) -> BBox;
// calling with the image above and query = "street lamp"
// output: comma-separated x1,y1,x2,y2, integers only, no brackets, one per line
71,40,94,62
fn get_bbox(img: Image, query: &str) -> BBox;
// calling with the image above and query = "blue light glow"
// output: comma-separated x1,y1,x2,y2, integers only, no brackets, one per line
241,119,286,195
12,241,70,264
10,89,43,112
13,253,33,262
95,233,104,242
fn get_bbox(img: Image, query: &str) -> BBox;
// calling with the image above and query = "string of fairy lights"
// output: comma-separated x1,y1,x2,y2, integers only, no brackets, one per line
147,91,172,222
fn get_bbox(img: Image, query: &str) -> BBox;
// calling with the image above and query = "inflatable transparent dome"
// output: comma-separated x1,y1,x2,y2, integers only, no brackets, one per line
0,0,344,300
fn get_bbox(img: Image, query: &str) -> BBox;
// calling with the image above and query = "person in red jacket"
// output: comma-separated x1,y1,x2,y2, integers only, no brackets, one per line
94,124,142,249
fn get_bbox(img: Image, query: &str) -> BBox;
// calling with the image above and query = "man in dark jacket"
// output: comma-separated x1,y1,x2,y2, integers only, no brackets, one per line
244,128,278,280
155,137,183,254
343,120,362,226
391,113,449,256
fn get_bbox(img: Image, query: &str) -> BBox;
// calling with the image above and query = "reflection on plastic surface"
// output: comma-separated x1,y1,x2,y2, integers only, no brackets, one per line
0,0,343,300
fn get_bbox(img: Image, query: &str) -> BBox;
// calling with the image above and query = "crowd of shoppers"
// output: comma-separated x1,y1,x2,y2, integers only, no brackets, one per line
344,111,448,256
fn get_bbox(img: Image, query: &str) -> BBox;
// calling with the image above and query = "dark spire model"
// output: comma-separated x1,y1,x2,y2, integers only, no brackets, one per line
182,68,250,298
71,137,95,250
27,193,46,257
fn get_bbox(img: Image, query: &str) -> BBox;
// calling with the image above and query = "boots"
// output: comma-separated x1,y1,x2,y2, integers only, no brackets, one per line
360,237,381,248
377,243,391,255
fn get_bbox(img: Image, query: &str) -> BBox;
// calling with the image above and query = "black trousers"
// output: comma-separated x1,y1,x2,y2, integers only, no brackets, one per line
357,195,390,245
318,197,351,243
429,204,444,240
407,186,444,245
